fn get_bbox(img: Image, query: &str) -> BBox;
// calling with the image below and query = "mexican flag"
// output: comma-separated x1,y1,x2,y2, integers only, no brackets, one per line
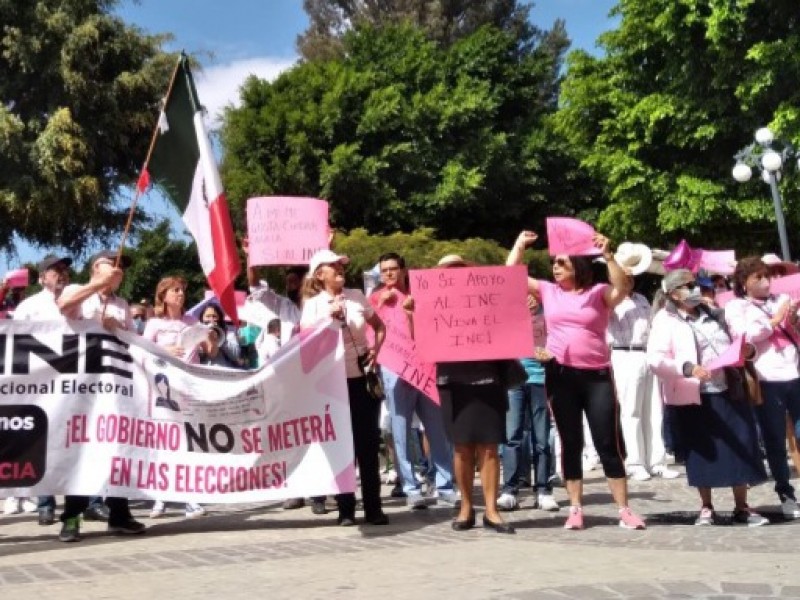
142,54,240,323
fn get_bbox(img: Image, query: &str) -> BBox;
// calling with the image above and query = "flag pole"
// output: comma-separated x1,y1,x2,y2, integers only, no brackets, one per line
114,53,185,268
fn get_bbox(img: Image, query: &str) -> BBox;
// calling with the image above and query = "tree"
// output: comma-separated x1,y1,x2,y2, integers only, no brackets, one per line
554,0,800,253
221,23,590,246
113,220,208,307
0,0,175,252
298,0,537,60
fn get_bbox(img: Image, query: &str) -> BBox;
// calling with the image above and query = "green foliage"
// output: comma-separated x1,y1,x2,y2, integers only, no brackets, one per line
555,0,800,255
0,0,175,252
332,227,550,288
298,0,538,61
113,220,208,307
221,23,589,247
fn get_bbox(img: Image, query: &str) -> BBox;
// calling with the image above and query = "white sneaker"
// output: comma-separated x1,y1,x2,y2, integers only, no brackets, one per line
3,497,21,515
406,492,429,510
382,470,398,484
651,464,680,479
627,466,651,481
149,501,166,519
433,489,461,508
21,499,38,513
185,504,206,519
782,498,800,519
537,493,560,512
497,493,519,511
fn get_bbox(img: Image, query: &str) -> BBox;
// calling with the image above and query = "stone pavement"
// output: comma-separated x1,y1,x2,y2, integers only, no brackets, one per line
2,465,800,599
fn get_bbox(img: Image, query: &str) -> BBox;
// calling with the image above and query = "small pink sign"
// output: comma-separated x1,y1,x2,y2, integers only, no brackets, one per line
546,218,602,256
4,268,29,289
370,296,439,403
409,265,534,362
698,250,736,275
705,335,745,371
247,196,329,266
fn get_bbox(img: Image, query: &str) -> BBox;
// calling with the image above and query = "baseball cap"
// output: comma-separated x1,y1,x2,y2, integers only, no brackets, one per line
37,255,72,273
88,250,132,269
308,249,349,275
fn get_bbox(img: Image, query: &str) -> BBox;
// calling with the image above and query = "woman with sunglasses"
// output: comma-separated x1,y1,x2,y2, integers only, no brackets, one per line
724,256,800,520
507,231,646,530
647,269,767,526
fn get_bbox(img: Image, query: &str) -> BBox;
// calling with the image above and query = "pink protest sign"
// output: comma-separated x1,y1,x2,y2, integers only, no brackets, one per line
545,218,601,256
247,196,329,266
409,265,533,362
4,268,29,289
370,297,439,403
769,273,800,302
705,336,745,371
698,250,736,275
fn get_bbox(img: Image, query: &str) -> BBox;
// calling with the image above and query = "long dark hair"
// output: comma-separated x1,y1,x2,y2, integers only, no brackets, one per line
571,256,595,290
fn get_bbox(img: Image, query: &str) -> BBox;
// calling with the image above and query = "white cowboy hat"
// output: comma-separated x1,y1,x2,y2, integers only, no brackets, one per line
761,253,799,275
613,242,653,276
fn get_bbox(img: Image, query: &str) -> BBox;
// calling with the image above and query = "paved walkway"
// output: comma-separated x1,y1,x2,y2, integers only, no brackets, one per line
1,465,799,599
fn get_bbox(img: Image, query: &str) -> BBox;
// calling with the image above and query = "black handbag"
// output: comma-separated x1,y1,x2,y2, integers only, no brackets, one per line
345,323,385,402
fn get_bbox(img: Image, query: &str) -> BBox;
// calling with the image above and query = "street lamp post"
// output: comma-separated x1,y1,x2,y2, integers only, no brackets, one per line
732,127,798,262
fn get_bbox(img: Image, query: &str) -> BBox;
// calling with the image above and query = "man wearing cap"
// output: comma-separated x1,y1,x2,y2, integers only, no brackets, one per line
607,243,679,482
15,252,145,541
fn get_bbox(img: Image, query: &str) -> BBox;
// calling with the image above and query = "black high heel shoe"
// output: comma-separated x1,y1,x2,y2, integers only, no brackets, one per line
451,508,476,531
482,514,516,534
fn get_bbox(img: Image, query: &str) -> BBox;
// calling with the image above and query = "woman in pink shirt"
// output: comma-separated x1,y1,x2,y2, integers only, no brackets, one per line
725,256,800,519
507,230,645,531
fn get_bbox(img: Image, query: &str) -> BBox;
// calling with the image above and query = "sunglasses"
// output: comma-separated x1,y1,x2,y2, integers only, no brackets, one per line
674,282,696,291
550,257,571,267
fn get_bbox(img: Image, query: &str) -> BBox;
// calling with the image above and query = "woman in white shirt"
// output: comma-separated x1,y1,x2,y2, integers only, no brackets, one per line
300,250,387,526
725,256,800,519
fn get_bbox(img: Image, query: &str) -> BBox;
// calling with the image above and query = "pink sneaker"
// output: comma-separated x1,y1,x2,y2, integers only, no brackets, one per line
564,505,584,530
618,507,646,530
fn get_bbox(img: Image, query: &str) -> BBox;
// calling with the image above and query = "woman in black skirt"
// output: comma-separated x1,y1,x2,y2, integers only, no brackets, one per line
434,254,515,534
647,269,768,526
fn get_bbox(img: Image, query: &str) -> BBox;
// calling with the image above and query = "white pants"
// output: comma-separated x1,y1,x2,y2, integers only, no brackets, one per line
610,349,666,469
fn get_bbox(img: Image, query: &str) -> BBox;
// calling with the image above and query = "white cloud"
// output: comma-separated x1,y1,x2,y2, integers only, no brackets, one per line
194,56,296,127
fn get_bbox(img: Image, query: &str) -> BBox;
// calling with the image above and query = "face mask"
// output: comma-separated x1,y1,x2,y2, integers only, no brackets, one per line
681,287,704,307
132,317,145,335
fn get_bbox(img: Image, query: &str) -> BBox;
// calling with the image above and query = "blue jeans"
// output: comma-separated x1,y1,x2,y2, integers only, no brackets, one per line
383,368,454,493
502,382,552,494
756,378,800,501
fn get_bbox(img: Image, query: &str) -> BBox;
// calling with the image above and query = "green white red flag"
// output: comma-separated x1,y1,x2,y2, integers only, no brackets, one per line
140,54,240,323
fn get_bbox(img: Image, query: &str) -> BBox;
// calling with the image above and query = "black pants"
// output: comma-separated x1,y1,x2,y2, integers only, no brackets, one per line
335,377,383,519
61,496,133,526
546,362,627,480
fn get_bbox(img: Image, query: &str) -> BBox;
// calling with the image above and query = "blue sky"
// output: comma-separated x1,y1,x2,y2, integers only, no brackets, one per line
2,0,618,275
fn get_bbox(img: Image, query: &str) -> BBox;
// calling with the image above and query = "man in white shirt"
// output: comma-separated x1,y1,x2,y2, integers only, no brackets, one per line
16,252,145,541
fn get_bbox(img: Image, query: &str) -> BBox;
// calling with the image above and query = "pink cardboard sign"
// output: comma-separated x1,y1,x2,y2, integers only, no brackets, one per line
719,274,800,309
4,268,29,289
409,265,534,362
546,217,602,256
370,296,439,403
247,196,329,266
698,250,736,276
704,335,745,371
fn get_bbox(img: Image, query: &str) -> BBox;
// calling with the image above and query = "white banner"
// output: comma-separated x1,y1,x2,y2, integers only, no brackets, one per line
0,320,355,502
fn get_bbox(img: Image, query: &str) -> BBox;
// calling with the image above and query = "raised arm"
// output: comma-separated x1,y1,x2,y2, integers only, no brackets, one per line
595,233,632,309
507,231,540,299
